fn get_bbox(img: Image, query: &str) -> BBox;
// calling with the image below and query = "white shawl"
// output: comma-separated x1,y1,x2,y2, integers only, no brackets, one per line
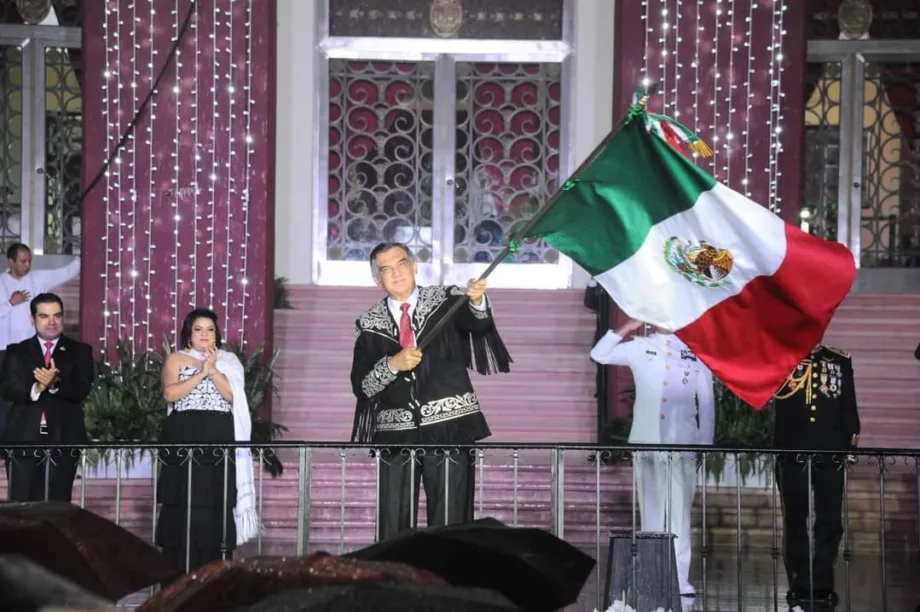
184,348,261,545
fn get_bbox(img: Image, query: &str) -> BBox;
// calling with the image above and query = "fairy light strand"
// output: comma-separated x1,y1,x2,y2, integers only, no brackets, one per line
693,0,701,158
206,0,218,310
144,0,157,351
673,0,682,121
129,0,139,351
742,0,755,196
192,1,201,308
642,0,650,84
772,0,787,215
767,0,782,213
101,5,113,354
710,0,721,180
724,0,736,183
659,3,669,113
171,0,181,346
115,0,124,339
239,0,253,345
223,0,235,336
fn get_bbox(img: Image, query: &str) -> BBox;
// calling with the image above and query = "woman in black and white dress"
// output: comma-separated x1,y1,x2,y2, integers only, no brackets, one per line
155,308,259,572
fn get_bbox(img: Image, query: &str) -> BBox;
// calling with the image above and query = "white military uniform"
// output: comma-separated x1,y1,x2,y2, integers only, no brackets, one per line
591,330,715,595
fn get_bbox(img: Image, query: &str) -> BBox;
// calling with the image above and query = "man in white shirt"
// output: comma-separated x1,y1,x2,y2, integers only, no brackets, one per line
591,317,715,596
0,244,80,439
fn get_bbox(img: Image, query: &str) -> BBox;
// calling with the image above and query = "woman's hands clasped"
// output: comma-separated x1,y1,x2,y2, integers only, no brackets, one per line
201,346,219,378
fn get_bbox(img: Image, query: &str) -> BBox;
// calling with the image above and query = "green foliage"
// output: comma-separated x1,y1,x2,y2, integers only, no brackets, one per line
705,381,775,485
83,340,165,444
274,277,294,309
82,335,286,477
597,381,775,485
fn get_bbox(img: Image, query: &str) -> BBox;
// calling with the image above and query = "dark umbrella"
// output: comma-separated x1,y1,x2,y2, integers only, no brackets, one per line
0,554,116,612
238,583,521,612
137,553,448,612
345,517,596,611
0,501,179,601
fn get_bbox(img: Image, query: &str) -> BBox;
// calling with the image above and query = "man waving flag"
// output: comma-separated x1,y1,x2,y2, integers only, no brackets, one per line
522,106,855,408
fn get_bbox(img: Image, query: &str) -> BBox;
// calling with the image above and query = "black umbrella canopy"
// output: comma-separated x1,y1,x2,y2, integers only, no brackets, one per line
237,583,521,612
0,554,116,612
0,501,179,601
345,517,596,611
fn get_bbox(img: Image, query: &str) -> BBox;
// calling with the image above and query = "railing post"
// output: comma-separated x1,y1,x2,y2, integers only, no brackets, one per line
296,445,313,555
550,448,565,539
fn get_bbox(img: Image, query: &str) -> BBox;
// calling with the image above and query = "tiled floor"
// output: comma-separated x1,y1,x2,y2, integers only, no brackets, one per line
576,547,920,612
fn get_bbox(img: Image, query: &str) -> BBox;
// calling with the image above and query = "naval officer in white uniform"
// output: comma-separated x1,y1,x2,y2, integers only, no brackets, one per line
591,317,715,596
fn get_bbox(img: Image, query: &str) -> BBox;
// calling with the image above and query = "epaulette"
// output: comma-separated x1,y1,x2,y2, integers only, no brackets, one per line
822,345,850,359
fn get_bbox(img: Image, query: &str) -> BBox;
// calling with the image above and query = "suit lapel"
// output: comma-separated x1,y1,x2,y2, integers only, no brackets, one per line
51,335,70,366
359,299,399,343
28,335,45,368
413,285,450,338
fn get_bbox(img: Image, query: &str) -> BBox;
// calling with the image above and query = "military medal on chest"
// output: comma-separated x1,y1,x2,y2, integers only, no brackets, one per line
817,358,842,399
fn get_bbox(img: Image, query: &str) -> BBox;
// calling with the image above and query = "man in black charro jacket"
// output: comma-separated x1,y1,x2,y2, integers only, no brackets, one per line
773,343,860,606
350,242,512,541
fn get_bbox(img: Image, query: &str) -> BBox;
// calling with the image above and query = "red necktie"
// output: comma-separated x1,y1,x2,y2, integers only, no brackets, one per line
399,303,414,349
43,341,54,366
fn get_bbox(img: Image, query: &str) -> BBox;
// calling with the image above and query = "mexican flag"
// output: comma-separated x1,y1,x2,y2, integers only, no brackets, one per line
522,109,855,409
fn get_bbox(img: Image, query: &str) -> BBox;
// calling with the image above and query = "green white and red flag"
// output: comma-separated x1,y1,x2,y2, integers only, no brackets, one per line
521,107,855,408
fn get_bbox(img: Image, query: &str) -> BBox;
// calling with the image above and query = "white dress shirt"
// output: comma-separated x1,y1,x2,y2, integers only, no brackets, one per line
30,335,62,401
0,258,80,350
591,331,715,445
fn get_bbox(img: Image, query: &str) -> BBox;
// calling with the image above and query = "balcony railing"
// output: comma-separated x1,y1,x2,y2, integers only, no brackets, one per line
2,442,919,611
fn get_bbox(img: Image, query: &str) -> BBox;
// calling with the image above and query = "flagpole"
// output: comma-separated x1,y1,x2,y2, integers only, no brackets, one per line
415,82,661,352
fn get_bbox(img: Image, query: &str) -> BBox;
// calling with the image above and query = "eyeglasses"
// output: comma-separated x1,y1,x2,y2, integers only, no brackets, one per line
378,258,411,279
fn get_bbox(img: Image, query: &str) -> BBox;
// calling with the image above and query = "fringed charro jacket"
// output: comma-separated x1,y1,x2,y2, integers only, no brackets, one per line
349,285,512,445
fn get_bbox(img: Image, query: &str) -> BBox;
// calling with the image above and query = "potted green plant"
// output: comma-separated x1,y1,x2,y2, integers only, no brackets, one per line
703,381,775,488
274,277,294,309
597,381,775,487
81,340,165,479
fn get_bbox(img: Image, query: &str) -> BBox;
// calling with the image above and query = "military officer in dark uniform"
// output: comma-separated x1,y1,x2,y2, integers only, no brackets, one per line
773,344,860,606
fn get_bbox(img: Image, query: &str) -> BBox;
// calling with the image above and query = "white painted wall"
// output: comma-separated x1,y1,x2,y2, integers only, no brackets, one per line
274,0,316,285
273,0,614,288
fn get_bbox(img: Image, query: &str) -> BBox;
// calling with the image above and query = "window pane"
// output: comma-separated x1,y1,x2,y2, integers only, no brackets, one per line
0,44,23,250
326,60,435,262
802,62,843,242
860,61,920,268
44,46,83,256
453,62,561,264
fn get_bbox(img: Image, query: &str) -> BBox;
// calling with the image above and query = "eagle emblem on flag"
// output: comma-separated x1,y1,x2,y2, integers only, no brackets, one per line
663,236,734,288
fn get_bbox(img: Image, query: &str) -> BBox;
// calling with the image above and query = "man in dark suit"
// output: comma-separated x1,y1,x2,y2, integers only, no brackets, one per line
773,343,860,606
0,292,94,502
350,242,512,541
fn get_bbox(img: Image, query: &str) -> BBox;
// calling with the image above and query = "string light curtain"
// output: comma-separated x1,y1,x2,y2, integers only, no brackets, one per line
80,0,275,357
614,0,808,225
